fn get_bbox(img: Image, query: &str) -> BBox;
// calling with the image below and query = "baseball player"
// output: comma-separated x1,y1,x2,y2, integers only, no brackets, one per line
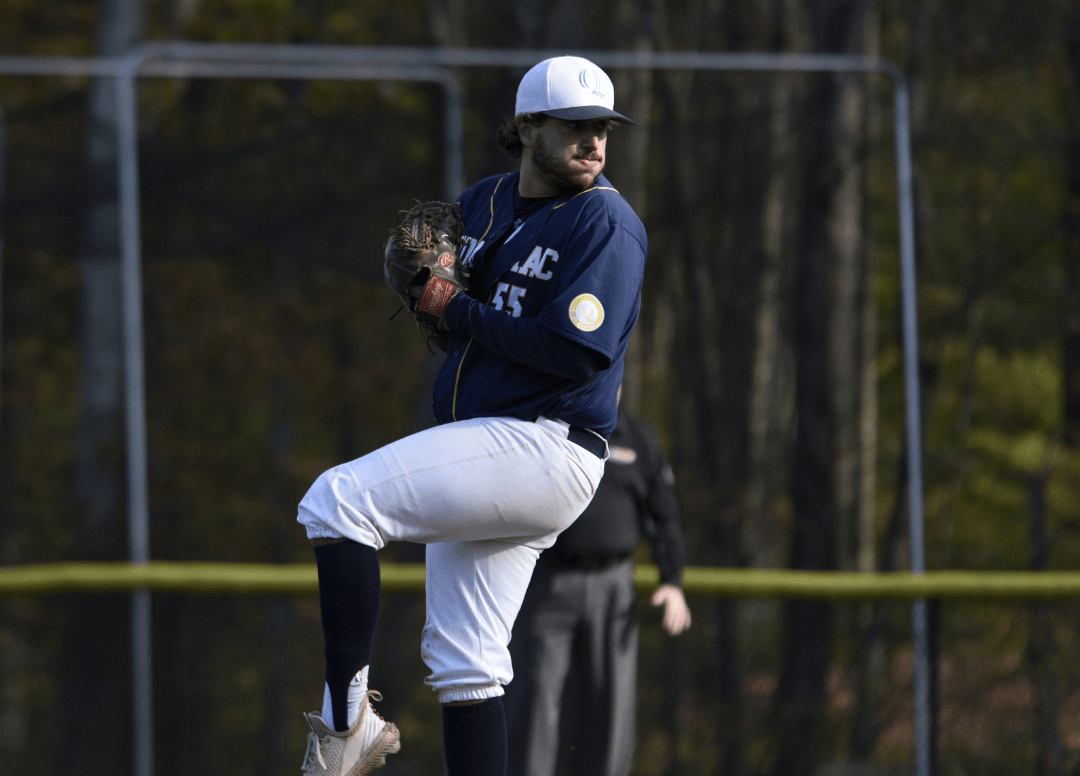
296,55,647,776
506,398,690,776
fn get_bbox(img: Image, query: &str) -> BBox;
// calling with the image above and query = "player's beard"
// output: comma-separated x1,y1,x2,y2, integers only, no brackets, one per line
531,135,604,196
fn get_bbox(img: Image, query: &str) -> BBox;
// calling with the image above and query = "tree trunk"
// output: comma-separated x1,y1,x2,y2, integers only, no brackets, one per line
747,70,798,571
608,3,654,415
775,67,839,766
1027,469,1064,776
776,2,871,774
1061,15,1080,449
828,69,869,573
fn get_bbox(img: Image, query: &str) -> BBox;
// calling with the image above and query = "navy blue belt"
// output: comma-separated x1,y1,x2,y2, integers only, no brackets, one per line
567,425,606,459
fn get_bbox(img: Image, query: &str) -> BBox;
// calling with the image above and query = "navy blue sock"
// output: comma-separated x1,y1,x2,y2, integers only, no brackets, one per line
442,698,507,776
314,540,381,731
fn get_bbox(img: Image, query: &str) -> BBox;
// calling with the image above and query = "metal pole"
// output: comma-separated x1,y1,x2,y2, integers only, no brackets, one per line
115,51,153,776
891,75,931,776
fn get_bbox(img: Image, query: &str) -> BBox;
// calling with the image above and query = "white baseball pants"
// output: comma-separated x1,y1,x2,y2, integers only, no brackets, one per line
297,415,606,703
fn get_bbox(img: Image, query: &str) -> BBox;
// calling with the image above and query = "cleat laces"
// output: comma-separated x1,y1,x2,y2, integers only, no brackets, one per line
301,731,327,772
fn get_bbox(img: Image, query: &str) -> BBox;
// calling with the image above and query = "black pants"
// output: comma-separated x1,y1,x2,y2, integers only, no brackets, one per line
505,558,638,776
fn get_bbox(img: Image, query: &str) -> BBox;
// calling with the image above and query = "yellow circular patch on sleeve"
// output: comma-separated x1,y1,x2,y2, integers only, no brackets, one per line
568,293,605,332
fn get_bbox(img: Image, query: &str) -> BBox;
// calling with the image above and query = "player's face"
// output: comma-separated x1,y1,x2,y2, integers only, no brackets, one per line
528,118,610,196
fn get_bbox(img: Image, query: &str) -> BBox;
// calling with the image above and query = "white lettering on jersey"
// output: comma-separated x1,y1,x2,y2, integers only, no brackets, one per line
460,236,485,268
535,248,559,279
493,283,509,310
492,283,527,317
511,247,560,279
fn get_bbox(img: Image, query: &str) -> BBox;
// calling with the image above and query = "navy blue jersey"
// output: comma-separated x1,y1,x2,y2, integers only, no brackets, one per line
431,171,646,437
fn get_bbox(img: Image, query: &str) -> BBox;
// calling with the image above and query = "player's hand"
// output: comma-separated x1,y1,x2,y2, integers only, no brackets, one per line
650,583,691,636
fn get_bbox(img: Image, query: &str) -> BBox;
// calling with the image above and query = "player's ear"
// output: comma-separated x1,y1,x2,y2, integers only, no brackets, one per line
517,115,541,148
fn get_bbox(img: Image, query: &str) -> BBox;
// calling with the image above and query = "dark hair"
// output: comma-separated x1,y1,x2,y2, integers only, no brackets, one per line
496,113,546,159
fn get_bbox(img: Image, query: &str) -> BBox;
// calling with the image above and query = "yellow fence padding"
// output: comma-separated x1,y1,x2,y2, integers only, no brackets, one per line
2,562,1080,600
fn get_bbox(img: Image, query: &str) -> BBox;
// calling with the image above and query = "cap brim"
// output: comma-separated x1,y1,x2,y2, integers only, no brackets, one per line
542,106,635,126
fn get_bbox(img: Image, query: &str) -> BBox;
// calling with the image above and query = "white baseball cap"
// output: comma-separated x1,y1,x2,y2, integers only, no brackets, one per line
515,56,635,125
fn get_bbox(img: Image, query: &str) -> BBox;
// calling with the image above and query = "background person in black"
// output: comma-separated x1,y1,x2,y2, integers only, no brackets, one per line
505,398,691,776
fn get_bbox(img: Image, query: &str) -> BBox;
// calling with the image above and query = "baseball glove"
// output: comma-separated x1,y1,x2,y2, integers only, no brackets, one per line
384,200,467,350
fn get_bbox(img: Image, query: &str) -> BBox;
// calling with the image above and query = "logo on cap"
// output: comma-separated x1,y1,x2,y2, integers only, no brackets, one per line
578,69,606,98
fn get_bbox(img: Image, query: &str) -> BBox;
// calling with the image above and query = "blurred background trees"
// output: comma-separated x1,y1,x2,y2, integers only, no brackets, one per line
2,0,1080,774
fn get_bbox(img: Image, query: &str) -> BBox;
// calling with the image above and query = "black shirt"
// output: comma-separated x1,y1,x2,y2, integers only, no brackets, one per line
547,412,687,586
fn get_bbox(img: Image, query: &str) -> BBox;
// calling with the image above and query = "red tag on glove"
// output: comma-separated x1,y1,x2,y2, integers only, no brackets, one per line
416,275,460,319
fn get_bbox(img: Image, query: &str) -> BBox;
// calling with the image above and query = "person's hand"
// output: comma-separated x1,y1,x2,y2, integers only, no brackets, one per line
650,583,691,635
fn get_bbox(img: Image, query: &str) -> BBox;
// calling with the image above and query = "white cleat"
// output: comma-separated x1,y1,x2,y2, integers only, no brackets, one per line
301,691,401,776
